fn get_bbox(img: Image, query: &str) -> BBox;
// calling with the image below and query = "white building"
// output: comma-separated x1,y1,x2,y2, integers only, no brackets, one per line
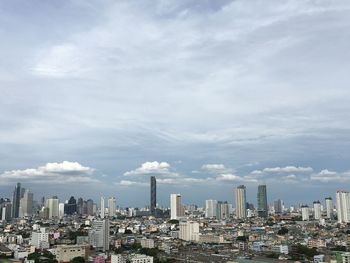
313,201,322,220
59,203,65,218
100,197,105,219
205,200,218,218
235,185,247,219
325,197,333,219
140,238,155,248
272,245,289,255
179,221,199,242
46,197,59,219
301,206,309,221
129,254,153,263
30,228,49,249
89,219,109,251
20,189,33,217
111,254,126,263
56,245,86,262
170,194,184,220
108,197,117,217
336,190,350,223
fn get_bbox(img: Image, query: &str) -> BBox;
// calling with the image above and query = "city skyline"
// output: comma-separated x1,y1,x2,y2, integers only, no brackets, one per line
1,0,350,205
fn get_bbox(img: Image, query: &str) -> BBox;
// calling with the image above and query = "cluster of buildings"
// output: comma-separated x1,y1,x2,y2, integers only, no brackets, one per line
1,178,350,262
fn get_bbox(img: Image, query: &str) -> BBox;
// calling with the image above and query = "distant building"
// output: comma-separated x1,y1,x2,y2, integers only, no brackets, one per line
313,201,322,220
179,221,199,242
170,194,184,220
301,205,309,221
150,176,157,216
100,197,105,219
205,200,218,218
257,185,268,218
89,219,109,251
30,227,49,249
11,183,22,218
46,196,59,219
111,254,126,263
56,245,87,262
274,199,284,214
20,189,33,217
235,185,246,219
141,238,155,248
325,197,333,219
336,190,350,223
65,196,77,215
217,201,230,220
108,197,116,217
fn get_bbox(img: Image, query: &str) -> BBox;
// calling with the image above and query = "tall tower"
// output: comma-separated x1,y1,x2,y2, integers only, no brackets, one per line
257,184,268,218
313,200,321,220
100,197,105,219
20,189,33,217
150,176,157,216
235,185,247,219
89,219,110,252
301,205,309,221
46,196,59,219
11,183,22,218
325,197,333,219
205,200,218,218
108,197,116,217
336,190,350,223
170,194,184,220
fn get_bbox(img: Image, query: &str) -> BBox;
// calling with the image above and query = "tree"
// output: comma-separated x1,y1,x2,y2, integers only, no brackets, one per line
278,227,289,235
70,256,85,263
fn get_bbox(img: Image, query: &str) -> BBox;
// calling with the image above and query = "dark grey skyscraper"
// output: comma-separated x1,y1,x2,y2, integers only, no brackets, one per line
11,182,22,218
150,176,156,215
257,184,268,218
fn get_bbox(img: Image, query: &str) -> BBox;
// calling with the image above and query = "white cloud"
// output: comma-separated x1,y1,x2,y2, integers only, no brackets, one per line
124,161,179,177
0,161,98,185
117,180,148,187
201,164,232,174
261,166,313,173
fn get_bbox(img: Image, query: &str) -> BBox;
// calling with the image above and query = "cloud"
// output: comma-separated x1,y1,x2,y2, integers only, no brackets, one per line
261,166,313,174
0,161,99,185
310,169,342,183
124,161,179,177
201,164,232,174
117,180,148,187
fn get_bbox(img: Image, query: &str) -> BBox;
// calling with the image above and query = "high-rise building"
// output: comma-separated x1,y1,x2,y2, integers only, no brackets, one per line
65,196,77,215
274,199,284,214
179,221,200,242
336,190,350,223
20,189,33,217
1,203,12,221
257,185,268,218
77,197,84,215
89,219,109,251
313,201,322,220
11,183,22,218
217,201,230,220
170,194,184,220
205,200,218,218
235,185,247,219
150,176,156,216
100,197,105,219
108,197,116,217
325,197,333,219
301,205,309,221
87,199,94,216
47,196,59,219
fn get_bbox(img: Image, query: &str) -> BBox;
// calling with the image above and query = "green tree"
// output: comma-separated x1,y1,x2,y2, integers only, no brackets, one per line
70,256,85,263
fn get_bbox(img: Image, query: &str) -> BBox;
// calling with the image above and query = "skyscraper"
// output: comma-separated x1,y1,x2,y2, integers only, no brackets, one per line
108,197,116,217
325,197,333,219
217,201,230,220
205,199,218,218
65,196,77,215
235,185,247,219
336,190,350,223
100,197,105,219
170,194,184,220
150,176,156,216
11,183,22,218
89,219,110,251
301,205,309,221
47,196,59,219
20,189,33,217
257,184,268,218
274,199,284,214
313,200,321,220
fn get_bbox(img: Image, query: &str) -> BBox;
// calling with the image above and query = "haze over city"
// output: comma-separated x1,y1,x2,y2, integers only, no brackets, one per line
1,0,350,206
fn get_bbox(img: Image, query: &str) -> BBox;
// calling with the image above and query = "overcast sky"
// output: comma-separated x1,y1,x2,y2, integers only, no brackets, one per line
1,0,350,207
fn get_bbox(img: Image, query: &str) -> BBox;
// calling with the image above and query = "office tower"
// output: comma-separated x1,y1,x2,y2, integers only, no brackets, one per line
150,176,157,216
274,199,284,214
170,194,184,220
235,185,247,219
87,199,94,216
77,197,84,215
89,219,110,251
108,197,116,217
100,197,105,219
313,201,322,220
47,196,59,219
257,184,268,218
179,221,200,242
205,200,218,218
11,183,22,218
217,201,230,220
59,203,65,218
65,196,77,215
301,205,309,221
325,197,333,219
336,190,350,223
1,203,12,221
20,189,33,217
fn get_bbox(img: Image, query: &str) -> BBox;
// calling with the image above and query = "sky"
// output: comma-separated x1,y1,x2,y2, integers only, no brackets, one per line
1,0,350,208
